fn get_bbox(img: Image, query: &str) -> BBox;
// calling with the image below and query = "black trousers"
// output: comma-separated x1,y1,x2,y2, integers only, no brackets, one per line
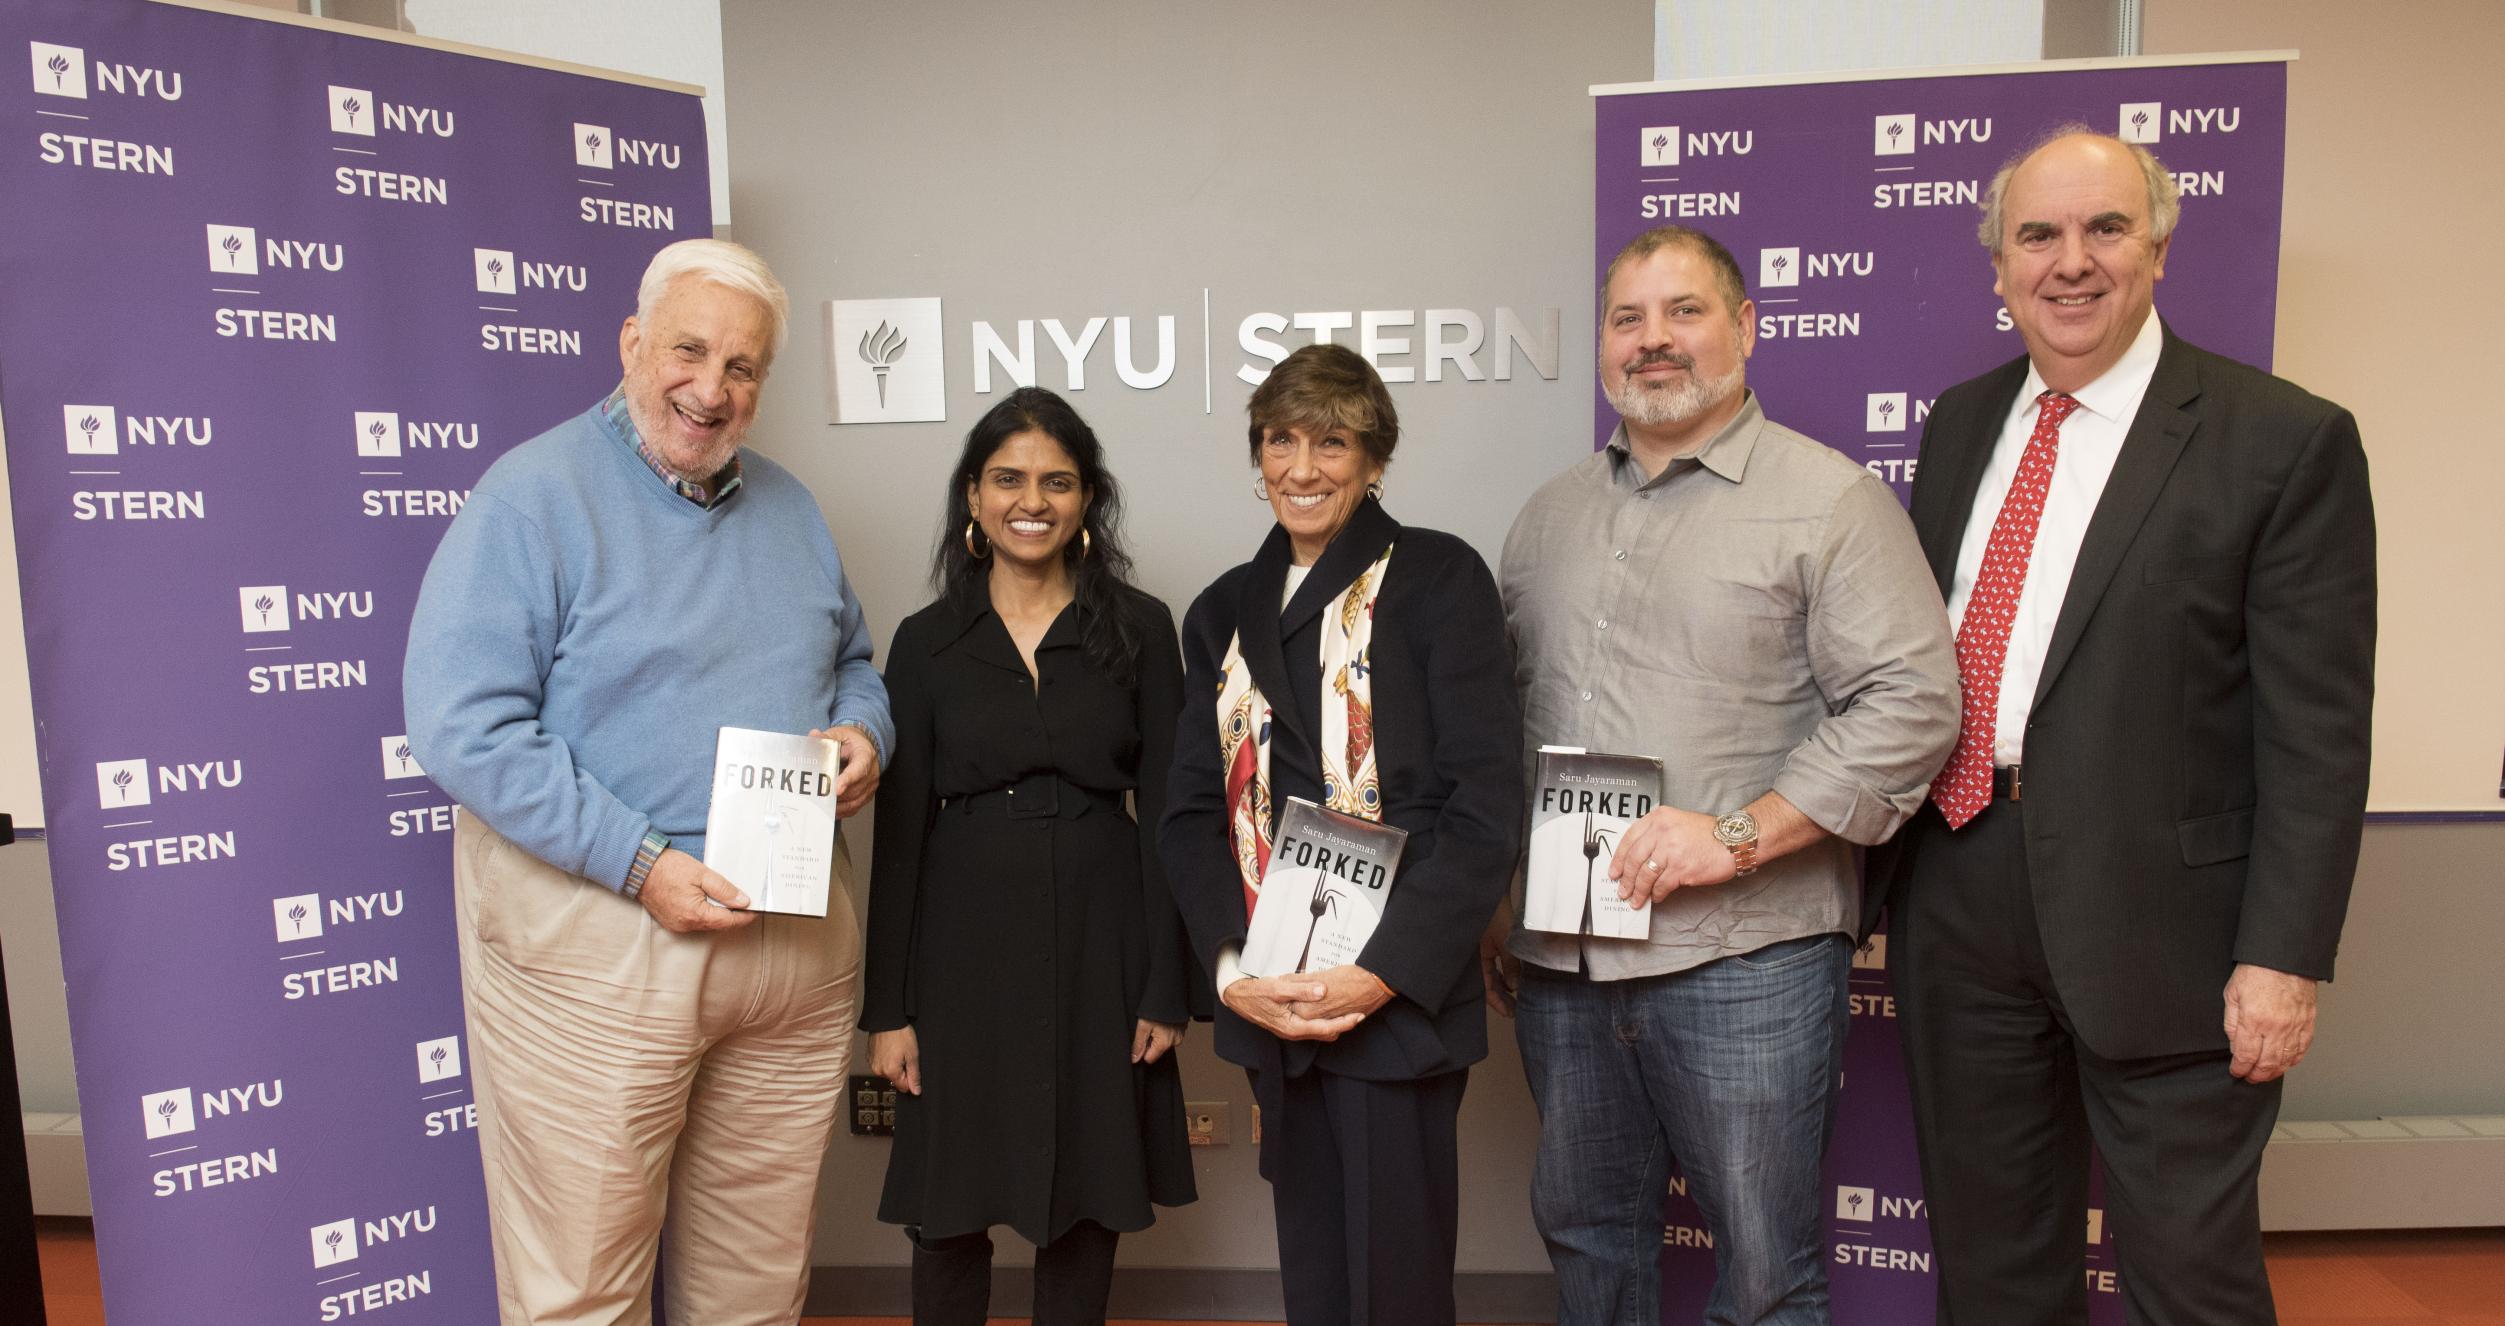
1892,799,2284,1326
1253,1065,1468,1326
907,1219,1118,1326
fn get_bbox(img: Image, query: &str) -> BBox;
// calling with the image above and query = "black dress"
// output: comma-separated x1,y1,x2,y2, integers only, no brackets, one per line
861,582,1198,1245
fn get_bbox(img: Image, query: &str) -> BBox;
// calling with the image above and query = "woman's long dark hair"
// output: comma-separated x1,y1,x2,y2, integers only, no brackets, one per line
930,387,1145,683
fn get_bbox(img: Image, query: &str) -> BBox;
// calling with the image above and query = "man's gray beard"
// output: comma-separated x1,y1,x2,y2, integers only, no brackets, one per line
1606,360,1746,429
626,395,744,480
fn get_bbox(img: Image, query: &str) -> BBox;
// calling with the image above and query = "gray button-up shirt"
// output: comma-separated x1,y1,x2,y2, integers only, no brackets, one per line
1500,394,1958,979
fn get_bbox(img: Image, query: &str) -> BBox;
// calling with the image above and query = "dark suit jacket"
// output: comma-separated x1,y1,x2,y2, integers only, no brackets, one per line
1161,497,1525,1083
1872,325,2375,1059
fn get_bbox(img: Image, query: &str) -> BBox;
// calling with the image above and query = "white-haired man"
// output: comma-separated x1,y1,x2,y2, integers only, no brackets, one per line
1874,129,2374,1322
406,238,892,1323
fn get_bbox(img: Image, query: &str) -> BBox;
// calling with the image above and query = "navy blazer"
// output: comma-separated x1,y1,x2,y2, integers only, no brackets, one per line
1871,326,2375,1059
1161,498,1524,1082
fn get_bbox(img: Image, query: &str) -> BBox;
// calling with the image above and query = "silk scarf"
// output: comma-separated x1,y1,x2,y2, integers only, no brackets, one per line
1216,545,1392,919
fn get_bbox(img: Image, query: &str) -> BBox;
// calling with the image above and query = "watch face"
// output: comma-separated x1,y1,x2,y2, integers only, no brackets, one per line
1714,811,1757,846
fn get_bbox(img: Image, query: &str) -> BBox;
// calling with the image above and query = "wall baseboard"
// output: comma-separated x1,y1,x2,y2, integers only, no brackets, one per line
22,1113,86,1217
2261,1116,2505,1230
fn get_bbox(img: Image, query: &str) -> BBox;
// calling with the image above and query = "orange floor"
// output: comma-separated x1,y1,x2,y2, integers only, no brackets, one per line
33,1219,2505,1324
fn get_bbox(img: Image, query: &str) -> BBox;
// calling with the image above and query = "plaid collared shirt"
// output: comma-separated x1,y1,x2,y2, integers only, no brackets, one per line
602,385,743,510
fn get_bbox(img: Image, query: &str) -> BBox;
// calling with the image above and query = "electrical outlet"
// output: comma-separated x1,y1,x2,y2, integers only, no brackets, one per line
846,1074,897,1136
1186,1100,1229,1146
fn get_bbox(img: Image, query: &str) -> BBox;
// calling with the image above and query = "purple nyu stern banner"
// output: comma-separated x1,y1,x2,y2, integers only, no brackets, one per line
1592,55,2289,1323
1593,55,2286,488
0,0,707,1320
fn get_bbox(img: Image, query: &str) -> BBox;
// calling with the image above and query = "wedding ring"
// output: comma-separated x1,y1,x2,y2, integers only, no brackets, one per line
1643,859,1661,872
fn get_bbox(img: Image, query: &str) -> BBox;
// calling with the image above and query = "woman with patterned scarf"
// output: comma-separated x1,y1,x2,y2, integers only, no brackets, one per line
1161,343,1524,1325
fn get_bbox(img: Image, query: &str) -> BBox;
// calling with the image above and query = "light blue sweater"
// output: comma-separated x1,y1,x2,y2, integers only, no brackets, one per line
403,403,893,891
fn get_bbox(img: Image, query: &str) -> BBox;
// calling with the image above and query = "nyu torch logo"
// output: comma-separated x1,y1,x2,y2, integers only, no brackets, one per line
31,42,87,99
63,404,118,456
381,734,425,780
859,322,909,406
310,1218,359,1268
416,1035,462,1083
1639,125,1679,168
826,297,948,424
95,759,151,809
273,892,323,942
474,247,516,295
206,224,259,276
355,410,401,458
575,121,613,169
329,84,373,136
238,585,291,633
140,1087,196,1139
1874,113,1916,156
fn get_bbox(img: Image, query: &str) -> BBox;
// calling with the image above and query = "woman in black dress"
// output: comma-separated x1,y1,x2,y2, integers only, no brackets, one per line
861,387,1196,1325
1160,345,1523,1325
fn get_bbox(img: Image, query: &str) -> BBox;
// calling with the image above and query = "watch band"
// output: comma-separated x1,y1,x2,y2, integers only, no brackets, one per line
1713,810,1760,877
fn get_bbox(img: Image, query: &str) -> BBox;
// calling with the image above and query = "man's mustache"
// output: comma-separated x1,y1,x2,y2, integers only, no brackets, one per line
1625,349,1694,374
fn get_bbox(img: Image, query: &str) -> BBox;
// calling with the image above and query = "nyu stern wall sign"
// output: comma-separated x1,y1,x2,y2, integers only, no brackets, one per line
823,293,1562,426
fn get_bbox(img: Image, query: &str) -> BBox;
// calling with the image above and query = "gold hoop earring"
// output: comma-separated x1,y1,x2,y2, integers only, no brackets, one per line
1080,527,1093,558
1254,476,1270,501
964,520,990,559
1366,480,1385,501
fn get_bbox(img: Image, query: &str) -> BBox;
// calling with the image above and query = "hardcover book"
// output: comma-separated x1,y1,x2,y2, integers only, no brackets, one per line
1240,797,1409,978
1525,746,1662,939
700,727,841,917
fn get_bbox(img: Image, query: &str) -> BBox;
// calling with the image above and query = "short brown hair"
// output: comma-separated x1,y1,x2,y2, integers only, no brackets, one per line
1597,225,1748,325
1244,343,1399,469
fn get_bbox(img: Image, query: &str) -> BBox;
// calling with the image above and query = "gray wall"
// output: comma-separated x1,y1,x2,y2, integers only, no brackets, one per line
714,0,1654,1273
4,852,70,1114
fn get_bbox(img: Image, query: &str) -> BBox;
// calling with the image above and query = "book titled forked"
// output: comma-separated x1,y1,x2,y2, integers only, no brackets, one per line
1239,797,1410,978
701,727,841,917
1524,746,1662,939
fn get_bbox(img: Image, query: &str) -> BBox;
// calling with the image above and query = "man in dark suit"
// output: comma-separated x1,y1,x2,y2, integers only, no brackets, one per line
1878,129,2375,1324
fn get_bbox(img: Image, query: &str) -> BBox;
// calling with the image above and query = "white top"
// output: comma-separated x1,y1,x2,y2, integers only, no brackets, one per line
1282,561,1314,605
1946,310,2164,766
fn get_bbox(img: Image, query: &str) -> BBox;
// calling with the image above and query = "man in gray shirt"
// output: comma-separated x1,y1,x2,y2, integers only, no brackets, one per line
1493,224,1957,1324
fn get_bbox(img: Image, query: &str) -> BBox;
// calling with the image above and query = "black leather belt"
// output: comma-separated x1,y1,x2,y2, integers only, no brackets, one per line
952,772,1126,821
1992,765,2024,802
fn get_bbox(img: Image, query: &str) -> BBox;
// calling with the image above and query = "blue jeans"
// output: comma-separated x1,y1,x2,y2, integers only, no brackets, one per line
1516,935,1850,1326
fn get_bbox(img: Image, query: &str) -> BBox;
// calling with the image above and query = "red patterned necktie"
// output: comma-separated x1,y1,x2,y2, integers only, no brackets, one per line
1934,390,2079,828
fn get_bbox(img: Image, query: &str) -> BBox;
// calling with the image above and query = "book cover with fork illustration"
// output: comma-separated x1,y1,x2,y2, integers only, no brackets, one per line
700,727,842,916
1525,746,1661,938
1240,797,1410,978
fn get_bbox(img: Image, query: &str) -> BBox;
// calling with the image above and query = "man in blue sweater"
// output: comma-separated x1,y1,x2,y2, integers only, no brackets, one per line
405,238,892,1324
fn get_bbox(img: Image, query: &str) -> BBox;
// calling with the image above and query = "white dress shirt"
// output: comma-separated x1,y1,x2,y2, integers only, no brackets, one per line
1946,310,2164,766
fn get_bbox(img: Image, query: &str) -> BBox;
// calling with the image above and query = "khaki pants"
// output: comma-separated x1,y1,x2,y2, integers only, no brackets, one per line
453,810,861,1325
